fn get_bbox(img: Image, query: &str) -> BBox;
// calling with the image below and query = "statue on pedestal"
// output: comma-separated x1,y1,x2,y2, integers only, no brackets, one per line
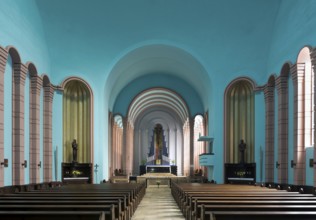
72,139,78,163
239,139,246,164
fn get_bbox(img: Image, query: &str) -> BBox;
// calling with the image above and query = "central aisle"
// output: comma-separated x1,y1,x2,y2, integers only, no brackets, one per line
132,185,185,220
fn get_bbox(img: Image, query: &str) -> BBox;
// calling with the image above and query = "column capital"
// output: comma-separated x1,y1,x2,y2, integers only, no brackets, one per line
275,75,288,94
311,48,316,74
13,63,27,85
0,47,8,75
290,64,297,81
44,85,55,103
290,63,306,85
263,84,274,103
31,75,43,95
310,47,316,63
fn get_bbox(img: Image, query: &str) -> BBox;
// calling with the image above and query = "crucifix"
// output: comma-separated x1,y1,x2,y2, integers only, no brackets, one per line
94,164,99,183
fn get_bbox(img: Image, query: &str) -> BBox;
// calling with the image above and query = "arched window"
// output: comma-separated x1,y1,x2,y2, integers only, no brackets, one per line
63,79,93,163
193,115,205,170
225,78,255,163
110,114,124,176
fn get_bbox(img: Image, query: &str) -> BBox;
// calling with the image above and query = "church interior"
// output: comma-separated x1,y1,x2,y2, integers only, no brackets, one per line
1,0,316,219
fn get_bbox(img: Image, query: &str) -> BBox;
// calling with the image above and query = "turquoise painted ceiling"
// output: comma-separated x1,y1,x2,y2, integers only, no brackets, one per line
34,0,281,109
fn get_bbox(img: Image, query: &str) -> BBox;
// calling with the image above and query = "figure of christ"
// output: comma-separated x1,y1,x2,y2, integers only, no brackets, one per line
72,139,78,163
239,139,246,164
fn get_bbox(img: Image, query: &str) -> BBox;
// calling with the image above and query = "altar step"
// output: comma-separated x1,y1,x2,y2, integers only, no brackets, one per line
132,185,185,220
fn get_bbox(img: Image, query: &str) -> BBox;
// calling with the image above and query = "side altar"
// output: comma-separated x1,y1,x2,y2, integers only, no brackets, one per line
61,139,93,184
62,162,93,184
224,140,256,184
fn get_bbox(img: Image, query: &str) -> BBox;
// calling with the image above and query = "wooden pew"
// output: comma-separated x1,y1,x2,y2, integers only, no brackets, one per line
205,211,316,220
0,210,108,220
5,193,133,218
198,204,316,220
186,196,316,218
45,182,146,209
170,181,316,220
0,198,125,220
180,193,314,213
1,182,146,220
190,200,316,220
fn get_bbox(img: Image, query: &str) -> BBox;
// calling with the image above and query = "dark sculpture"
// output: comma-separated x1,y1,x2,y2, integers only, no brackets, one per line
239,139,246,164
72,139,78,163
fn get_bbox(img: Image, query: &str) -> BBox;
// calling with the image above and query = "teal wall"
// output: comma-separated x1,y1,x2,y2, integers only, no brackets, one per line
267,0,316,74
52,91,63,182
0,0,50,74
255,92,265,183
306,147,314,186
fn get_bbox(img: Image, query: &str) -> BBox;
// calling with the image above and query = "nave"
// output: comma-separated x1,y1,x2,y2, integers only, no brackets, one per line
132,185,184,220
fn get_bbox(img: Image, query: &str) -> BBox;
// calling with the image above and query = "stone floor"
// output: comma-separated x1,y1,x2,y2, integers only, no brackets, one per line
132,185,185,220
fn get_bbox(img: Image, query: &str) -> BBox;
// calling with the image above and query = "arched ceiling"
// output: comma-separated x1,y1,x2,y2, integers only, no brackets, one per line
128,88,189,125
107,44,210,111
136,109,182,133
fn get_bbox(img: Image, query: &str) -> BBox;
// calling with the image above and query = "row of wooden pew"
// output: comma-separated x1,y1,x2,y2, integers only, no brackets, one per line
0,182,146,220
171,181,316,220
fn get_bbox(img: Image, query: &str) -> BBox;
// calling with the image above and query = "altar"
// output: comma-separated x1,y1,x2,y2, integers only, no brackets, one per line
137,165,186,187
139,165,177,176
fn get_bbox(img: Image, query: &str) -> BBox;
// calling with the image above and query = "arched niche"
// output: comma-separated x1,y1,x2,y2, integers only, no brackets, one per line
62,78,93,163
224,78,255,164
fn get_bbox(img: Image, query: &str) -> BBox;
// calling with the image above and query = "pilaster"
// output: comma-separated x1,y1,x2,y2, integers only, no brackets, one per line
43,84,54,182
29,75,43,183
12,63,27,185
310,48,316,187
276,76,289,184
0,47,8,187
264,84,275,183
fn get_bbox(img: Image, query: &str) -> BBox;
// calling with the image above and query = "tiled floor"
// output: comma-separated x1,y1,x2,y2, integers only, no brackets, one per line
132,185,185,220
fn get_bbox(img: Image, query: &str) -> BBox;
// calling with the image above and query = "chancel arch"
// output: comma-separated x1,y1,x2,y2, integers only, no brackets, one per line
224,77,255,164
133,108,184,175
120,87,190,176
62,78,93,164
